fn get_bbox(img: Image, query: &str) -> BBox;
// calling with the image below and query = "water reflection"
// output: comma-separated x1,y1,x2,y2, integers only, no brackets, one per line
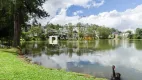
134,40,142,50
21,40,120,56
21,40,142,80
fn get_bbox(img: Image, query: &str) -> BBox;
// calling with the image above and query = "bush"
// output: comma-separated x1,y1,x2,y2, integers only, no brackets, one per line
118,35,122,39
40,34,46,41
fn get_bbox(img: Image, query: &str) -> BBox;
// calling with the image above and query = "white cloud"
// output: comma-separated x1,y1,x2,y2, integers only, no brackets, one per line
37,0,104,25
92,0,105,7
49,4,142,31
73,10,83,16
42,0,104,16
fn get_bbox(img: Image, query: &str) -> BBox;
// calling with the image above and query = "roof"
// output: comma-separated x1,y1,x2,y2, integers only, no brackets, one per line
73,30,78,33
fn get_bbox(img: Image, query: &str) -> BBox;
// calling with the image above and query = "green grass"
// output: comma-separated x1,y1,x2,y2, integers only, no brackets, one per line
0,49,107,80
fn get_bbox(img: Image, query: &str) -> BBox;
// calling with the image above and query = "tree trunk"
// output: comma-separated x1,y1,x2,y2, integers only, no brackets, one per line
13,13,20,47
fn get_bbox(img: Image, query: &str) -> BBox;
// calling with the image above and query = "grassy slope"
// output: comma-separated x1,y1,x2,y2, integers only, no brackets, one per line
0,49,106,80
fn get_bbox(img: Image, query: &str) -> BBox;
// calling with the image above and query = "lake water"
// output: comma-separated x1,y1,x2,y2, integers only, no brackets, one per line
21,40,142,80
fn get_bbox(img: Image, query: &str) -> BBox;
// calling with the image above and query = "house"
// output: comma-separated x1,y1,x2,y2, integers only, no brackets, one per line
58,28,68,40
112,32,120,39
84,36,92,40
73,30,78,40
47,28,58,36
122,32,129,38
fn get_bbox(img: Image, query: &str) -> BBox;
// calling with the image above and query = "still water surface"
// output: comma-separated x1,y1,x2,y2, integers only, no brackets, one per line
21,40,142,80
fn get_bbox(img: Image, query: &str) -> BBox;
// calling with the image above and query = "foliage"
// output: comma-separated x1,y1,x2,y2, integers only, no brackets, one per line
0,0,49,46
0,0,14,42
135,28,142,39
132,34,137,39
126,30,133,39
68,23,74,38
21,23,129,40
21,32,31,41
96,26,112,39
118,35,122,39
77,23,84,38
20,23,142,40
30,26,42,36
40,33,46,40
86,26,94,37
45,23,62,37
21,26,46,41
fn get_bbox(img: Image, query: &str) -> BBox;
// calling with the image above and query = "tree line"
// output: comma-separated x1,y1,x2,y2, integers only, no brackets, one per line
21,23,142,41
20,23,119,41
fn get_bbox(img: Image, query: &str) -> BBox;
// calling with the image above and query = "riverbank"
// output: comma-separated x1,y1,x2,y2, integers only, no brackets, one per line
0,48,106,80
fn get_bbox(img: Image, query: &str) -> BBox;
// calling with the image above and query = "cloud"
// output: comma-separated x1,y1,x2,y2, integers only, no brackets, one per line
49,4,142,31
73,10,83,16
36,0,104,25
42,0,104,16
92,0,105,7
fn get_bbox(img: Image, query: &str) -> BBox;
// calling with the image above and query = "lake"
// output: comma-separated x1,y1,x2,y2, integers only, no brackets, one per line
21,40,142,80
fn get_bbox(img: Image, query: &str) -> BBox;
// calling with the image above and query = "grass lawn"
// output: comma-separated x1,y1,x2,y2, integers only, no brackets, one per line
0,48,107,80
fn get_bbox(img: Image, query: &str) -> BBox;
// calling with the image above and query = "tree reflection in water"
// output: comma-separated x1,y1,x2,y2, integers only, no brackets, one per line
21,40,121,57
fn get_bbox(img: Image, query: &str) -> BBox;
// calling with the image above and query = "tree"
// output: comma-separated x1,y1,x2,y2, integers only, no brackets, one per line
0,0,14,46
1,0,49,47
136,28,142,39
76,23,84,39
126,30,132,39
88,25,98,39
86,26,93,37
96,26,111,39
68,23,73,39
111,28,118,33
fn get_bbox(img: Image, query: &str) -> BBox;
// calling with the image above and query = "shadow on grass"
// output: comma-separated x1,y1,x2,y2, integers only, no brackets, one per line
0,48,18,55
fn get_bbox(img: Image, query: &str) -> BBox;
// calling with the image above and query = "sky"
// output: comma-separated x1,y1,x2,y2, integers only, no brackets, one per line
37,0,142,31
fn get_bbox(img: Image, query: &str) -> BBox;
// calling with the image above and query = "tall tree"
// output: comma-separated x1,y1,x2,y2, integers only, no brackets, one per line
136,28,142,39
13,0,49,47
0,0,14,45
1,0,49,47
126,30,132,39
77,22,82,39
68,23,73,39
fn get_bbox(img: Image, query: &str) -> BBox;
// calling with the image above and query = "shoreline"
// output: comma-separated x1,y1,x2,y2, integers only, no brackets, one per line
0,48,107,80
20,39,142,42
